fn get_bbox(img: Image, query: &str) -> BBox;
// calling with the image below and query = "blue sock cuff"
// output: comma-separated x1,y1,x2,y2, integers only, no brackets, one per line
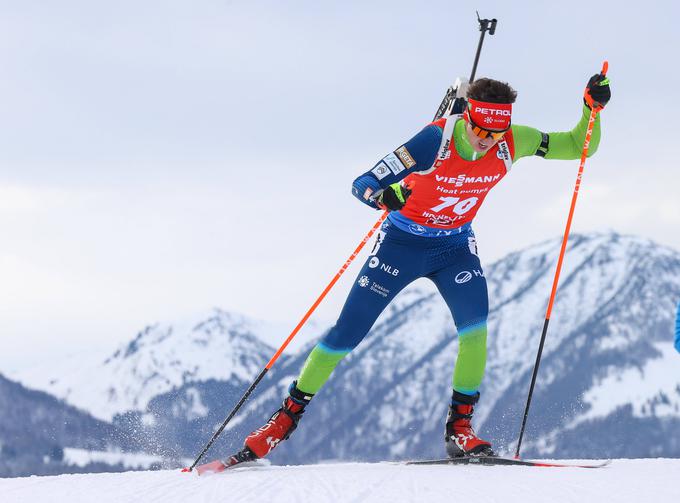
288,381,314,405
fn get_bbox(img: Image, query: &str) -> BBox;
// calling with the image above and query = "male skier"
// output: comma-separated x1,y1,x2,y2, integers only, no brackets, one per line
242,72,611,459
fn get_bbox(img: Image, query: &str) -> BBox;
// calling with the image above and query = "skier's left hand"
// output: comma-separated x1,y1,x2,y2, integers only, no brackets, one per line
378,183,412,211
584,73,611,111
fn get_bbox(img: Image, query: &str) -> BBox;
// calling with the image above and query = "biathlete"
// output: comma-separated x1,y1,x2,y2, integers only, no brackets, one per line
242,72,611,458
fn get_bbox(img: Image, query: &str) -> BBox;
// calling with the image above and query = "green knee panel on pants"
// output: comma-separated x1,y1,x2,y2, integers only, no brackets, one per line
452,324,487,394
296,343,350,394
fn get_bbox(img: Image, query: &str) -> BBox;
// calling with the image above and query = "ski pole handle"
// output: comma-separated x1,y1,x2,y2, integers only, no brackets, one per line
591,61,609,112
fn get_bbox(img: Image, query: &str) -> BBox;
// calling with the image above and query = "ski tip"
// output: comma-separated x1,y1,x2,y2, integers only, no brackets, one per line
181,467,192,473
195,459,230,476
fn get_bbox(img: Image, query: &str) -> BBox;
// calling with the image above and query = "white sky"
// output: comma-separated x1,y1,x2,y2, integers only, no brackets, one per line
1,0,679,372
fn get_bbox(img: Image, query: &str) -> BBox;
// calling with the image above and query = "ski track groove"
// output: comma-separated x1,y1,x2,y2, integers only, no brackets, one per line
207,465,291,502
303,465,352,503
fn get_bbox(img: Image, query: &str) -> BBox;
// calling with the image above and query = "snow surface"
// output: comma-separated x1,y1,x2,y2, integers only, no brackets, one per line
2,459,679,503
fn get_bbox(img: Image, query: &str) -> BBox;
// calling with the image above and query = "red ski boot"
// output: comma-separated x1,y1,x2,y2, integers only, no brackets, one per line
244,382,312,458
444,390,494,457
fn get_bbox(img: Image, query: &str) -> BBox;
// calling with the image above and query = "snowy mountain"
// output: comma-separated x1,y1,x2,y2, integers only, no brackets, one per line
484,232,680,457
0,373,126,477
9,232,680,471
15,309,286,422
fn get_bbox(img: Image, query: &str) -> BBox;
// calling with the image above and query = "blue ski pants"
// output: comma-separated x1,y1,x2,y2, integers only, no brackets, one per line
297,219,490,395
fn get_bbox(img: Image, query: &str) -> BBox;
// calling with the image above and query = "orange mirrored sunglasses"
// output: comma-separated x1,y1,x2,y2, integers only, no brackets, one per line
468,117,509,141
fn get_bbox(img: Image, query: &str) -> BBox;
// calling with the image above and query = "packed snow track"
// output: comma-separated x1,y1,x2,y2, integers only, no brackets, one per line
2,459,679,503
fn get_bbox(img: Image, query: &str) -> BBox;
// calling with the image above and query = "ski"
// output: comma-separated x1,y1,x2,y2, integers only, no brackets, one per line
188,453,610,475
189,447,261,476
407,456,611,468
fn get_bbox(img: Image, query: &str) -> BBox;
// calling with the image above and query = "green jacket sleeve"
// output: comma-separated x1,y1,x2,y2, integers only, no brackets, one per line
511,104,601,161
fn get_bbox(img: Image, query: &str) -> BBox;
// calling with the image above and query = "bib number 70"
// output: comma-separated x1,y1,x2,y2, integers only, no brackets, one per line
430,196,479,215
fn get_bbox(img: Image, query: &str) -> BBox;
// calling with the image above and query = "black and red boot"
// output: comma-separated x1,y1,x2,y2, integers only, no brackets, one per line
244,381,313,459
444,390,494,457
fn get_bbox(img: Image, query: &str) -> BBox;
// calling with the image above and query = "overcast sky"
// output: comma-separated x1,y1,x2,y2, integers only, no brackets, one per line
1,0,678,372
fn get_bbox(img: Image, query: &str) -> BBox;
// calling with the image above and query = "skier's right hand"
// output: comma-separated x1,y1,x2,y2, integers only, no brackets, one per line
378,183,412,211
584,73,611,111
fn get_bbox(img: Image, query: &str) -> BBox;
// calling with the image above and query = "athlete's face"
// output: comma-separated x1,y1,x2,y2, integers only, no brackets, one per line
465,122,504,153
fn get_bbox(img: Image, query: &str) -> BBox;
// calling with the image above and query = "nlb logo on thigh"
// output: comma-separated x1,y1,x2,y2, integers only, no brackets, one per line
368,257,399,276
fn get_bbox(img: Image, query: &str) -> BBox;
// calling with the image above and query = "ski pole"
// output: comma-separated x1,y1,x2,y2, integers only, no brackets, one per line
433,12,497,121
514,61,608,459
184,211,389,471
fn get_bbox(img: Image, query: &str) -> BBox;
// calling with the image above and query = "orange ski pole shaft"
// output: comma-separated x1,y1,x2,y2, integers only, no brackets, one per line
514,61,608,459
185,211,388,470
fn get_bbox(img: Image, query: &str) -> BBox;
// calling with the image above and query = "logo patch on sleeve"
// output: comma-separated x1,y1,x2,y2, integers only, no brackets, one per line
382,153,405,175
371,162,390,180
363,187,374,200
395,146,416,169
